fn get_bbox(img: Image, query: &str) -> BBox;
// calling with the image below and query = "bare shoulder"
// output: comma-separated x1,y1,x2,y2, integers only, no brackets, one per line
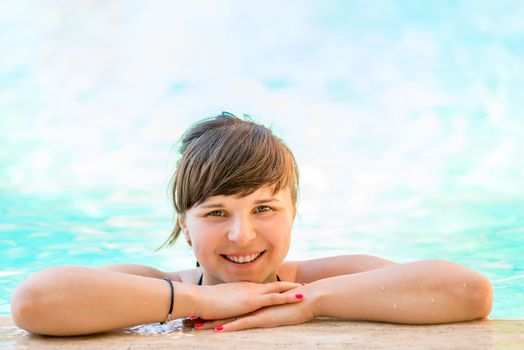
165,268,202,284
285,255,398,283
277,261,301,282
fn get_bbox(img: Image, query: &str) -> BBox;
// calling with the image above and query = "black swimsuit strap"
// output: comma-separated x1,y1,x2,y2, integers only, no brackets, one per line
197,273,281,285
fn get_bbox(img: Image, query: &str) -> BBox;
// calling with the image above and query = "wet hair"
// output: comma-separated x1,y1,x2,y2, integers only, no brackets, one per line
161,112,299,248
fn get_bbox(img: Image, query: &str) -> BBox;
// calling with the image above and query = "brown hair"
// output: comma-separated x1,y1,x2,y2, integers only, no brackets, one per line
160,112,299,248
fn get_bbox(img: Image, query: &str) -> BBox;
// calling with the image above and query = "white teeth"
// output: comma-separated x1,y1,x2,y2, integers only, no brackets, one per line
225,252,262,264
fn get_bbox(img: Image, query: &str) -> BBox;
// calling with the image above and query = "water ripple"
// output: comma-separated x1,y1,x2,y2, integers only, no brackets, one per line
123,319,195,337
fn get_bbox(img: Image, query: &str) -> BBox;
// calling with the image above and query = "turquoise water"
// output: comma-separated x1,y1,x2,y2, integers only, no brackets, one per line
1,1,523,319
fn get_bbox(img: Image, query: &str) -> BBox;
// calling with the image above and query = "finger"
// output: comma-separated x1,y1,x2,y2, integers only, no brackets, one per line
194,318,235,330
262,281,303,293
257,291,304,308
215,316,265,332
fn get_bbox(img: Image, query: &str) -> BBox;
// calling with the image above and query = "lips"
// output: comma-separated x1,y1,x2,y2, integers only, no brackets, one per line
221,250,266,264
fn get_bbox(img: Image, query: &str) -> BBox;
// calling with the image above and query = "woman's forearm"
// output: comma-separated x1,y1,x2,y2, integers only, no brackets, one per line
11,266,196,336
308,259,492,324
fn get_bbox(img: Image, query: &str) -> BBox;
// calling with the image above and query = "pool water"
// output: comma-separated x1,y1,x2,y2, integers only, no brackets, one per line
1,1,523,319
2,184,523,319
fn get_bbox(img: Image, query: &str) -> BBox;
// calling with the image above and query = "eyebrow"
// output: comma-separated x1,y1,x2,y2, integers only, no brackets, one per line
198,198,280,209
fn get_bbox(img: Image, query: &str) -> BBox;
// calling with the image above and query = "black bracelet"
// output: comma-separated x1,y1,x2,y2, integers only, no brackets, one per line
160,278,174,324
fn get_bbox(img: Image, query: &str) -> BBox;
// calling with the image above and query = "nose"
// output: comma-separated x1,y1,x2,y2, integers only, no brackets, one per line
227,215,256,245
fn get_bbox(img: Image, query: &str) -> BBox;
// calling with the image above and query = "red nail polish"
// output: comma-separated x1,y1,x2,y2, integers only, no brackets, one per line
215,325,224,331
295,293,303,299
189,315,198,319
195,323,203,328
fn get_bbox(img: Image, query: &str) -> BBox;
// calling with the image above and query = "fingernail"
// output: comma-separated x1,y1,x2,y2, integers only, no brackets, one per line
295,293,303,299
195,323,203,328
215,325,224,331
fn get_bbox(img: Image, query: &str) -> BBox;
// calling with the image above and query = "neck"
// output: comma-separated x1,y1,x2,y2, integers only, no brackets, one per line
262,271,278,283
201,271,279,285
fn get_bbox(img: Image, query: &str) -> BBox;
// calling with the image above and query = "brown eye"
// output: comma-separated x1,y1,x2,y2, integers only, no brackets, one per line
254,205,272,214
207,210,227,217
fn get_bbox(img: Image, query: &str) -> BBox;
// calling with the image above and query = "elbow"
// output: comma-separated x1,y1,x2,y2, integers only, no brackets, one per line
467,275,493,320
442,260,493,321
11,280,41,334
12,266,99,336
11,267,70,335
427,260,493,321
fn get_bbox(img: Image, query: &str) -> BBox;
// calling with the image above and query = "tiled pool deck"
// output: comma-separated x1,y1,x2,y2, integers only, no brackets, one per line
1,316,523,349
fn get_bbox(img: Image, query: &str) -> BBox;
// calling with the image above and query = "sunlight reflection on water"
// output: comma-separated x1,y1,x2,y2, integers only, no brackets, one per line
123,319,196,337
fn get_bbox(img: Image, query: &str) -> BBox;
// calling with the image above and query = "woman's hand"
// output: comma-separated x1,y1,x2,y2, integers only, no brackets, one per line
191,281,305,321
190,285,317,332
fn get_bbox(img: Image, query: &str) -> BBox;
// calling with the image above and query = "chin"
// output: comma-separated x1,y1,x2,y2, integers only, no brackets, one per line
226,276,260,283
219,272,265,284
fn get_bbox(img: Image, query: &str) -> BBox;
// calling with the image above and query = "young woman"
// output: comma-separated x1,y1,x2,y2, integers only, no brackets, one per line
11,113,493,336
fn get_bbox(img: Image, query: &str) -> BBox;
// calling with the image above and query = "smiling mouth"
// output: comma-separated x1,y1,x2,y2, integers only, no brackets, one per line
221,250,266,264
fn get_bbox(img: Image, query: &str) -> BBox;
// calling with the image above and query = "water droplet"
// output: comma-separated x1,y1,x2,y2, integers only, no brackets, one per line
431,298,435,304
379,285,385,291
412,298,417,302
393,303,398,309
462,283,467,288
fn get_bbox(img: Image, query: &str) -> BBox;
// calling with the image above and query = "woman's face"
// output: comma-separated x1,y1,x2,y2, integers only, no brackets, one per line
180,186,295,284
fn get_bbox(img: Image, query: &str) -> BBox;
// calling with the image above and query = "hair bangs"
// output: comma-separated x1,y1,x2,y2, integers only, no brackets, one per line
186,123,296,206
